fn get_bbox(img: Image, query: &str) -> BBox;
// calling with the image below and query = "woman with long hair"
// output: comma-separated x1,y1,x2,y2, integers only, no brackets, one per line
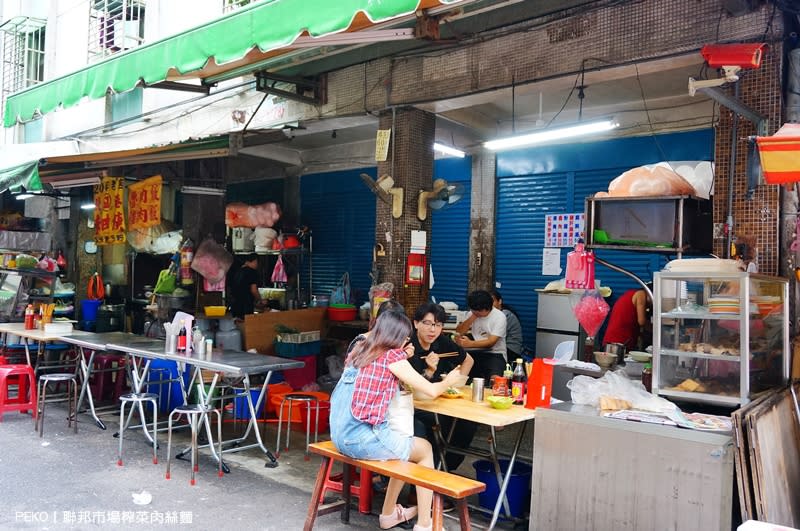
329,310,464,531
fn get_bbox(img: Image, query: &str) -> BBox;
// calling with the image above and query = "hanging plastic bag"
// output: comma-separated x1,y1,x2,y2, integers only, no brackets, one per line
191,238,233,284
153,264,178,294
571,289,610,337
271,256,288,284
330,272,351,305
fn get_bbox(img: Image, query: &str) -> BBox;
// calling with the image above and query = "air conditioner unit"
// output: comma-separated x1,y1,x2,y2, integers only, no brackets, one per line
112,19,141,50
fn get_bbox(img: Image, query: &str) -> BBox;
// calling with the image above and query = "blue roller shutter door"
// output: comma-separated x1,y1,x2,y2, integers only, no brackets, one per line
300,168,376,305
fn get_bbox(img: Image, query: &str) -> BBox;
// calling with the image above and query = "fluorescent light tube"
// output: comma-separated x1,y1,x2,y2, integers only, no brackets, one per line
433,142,466,158
80,203,96,210
181,186,225,196
49,176,101,189
15,193,35,200
484,120,619,151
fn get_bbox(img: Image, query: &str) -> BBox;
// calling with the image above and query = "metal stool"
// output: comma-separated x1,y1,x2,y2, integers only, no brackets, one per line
35,373,78,437
276,393,320,460
165,404,222,485
117,392,159,466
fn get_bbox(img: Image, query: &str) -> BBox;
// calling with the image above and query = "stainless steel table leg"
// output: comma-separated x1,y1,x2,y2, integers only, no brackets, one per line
76,347,106,430
487,421,529,531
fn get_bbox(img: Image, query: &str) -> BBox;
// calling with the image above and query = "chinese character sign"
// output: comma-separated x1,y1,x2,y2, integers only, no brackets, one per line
93,177,126,246
544,213,585,248
128,175,162,230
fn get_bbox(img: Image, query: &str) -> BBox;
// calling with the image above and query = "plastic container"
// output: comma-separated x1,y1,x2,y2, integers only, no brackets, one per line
269,391,331,432
145,360,188,413
264,382,293,415
215,327,242,351
81,299,102,321
275,340,321,358
283,354,317,389
327,304,357,321
472,459,532,518
233,388,267,420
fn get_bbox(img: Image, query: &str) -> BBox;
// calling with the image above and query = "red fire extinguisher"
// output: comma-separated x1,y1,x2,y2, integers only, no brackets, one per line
180,239,194,286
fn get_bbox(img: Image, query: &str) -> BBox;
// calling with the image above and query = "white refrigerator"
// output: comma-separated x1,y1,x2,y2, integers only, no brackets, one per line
535,291,586,400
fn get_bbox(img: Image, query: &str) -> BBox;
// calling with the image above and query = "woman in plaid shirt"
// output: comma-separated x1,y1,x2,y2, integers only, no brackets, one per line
330,310,464,531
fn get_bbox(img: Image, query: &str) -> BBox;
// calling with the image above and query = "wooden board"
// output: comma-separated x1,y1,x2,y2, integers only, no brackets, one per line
746,384,800,527
243,308,326,355
731,389,776,521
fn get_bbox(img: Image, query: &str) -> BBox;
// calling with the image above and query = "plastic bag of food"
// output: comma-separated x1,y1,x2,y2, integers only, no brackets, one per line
191,238,233,284
14,254,38,269
567,370,677,413
571,289,610,337
224,202,282,228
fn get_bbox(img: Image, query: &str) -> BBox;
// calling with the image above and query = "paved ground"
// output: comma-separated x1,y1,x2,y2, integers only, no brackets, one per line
0,400,526,530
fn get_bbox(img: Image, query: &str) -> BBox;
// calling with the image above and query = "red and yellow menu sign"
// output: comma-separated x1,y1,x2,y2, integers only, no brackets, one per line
127,175,162,230
93,177,126,246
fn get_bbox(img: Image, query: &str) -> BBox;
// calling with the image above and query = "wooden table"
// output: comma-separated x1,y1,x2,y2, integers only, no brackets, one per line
414,388,537,529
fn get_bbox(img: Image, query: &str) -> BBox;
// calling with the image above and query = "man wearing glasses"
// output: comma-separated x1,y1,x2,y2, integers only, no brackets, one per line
407,303,476,474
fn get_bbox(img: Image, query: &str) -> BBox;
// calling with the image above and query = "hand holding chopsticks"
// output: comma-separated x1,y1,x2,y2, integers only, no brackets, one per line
420,352,459,359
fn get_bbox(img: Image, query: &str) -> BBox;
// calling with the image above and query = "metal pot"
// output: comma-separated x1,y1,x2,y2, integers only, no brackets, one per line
605,342,627,366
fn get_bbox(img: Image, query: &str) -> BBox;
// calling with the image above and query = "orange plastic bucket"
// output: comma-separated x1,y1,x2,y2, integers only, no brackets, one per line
270,391,330,423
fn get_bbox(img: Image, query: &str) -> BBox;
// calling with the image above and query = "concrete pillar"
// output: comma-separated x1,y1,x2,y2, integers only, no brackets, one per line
468,152,496,293
374,107,435,314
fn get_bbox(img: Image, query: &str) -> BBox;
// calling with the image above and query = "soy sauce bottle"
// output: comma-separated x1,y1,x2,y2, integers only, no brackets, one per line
177,320,187,352
511,358,527,405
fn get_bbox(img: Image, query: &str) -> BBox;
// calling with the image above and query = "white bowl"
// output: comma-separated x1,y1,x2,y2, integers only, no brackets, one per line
629,351,652,363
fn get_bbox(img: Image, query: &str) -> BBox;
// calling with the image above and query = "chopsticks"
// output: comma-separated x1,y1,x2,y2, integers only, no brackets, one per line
420,352,459,359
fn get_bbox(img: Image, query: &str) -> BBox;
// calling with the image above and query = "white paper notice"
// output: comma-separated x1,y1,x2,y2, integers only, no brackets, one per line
542,248,562,275
410,230,427,254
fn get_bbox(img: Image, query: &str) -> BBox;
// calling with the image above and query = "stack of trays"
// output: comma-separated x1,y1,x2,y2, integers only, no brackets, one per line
708,296,740,314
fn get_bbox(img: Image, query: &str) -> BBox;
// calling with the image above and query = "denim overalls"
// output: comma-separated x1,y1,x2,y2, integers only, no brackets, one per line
329,365,412,461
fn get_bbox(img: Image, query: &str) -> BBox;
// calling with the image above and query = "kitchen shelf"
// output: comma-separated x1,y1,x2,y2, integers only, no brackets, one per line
657,388,741,407
659,348,741,361
585,195,712,255
660,311,740,320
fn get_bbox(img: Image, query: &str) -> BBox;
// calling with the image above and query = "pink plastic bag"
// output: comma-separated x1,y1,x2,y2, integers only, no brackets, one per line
190,239,233,284
271,256,288,283
572,290,610,337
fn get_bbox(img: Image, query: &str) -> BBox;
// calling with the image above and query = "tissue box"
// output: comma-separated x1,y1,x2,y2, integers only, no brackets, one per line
44,322,73,335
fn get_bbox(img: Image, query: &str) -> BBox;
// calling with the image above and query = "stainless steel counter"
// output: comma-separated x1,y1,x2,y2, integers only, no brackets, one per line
532,403,734,531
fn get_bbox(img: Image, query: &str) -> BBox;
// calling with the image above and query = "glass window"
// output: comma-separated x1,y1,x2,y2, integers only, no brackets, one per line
88,0,146,63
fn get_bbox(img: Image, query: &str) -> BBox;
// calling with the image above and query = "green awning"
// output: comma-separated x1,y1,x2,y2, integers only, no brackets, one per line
0,160,42,193
5,0,462,127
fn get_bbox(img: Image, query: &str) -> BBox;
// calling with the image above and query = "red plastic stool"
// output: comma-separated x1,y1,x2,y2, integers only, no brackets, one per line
0,364,37,421
320,460,373,515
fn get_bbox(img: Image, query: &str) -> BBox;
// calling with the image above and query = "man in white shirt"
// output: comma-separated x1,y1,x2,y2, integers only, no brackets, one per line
455,290,507,380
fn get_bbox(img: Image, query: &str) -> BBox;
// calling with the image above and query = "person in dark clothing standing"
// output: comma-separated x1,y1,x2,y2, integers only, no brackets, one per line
230,254,263,319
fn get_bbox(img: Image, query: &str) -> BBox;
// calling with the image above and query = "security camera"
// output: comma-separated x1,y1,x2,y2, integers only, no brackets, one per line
688,42,766,96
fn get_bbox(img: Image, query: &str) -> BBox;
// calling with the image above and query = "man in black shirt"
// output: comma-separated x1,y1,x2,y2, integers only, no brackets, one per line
230,254,262,319
407,302,477,472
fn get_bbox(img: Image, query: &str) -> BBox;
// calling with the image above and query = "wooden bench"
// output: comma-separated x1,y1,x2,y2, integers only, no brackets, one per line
305,440,485,531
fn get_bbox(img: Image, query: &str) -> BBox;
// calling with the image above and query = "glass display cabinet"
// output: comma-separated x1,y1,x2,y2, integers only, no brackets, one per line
653,271,789,406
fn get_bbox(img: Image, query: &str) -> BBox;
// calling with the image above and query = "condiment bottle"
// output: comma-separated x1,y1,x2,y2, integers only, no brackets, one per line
511,358,527,405
583,336,595,363
24,304,34,330
177,320,187,352
641,363,653,393
503,363,513,397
